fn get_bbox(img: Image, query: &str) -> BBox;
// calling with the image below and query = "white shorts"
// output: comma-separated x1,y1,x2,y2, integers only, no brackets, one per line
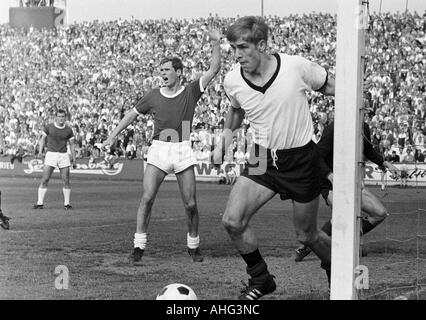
44,151,71,169
147,140,197,174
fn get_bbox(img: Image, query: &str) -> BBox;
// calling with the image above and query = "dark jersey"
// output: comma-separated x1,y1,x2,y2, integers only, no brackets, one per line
133,79,203,142
318,121,385,178
43,123,74,153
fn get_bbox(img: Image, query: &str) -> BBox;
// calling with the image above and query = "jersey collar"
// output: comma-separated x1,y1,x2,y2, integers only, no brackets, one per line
160,86,185,98
54,122,66,129
240,53,281,94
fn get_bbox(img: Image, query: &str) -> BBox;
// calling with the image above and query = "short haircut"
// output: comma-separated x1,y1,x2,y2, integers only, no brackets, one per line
160,57,183,73
226,16,269,45
56,109,66,116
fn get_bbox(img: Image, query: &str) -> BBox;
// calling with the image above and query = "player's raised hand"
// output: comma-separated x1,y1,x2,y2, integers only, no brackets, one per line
208,25,221,43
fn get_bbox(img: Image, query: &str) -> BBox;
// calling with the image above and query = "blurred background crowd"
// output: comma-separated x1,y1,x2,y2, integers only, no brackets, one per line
0,11,425,165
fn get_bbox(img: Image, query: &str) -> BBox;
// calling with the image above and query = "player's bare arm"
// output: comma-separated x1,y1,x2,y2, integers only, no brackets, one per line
69,138,77,168
37,134,47,158
102,109,138,149
213,105,245,165
318,75,335,96
200,27,221,89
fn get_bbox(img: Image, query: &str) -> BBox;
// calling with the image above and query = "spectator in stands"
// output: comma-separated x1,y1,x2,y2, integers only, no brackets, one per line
371,127,382,154
126,145,137,160
402,145,415,163
414,148,425,163
390,150,400,163
383,148,393,162
10,145,28,164
234,144,247,165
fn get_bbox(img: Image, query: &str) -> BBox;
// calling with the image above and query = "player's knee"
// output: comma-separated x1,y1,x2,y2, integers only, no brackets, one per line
375,207,388,221
141,195,155,209
222,213,245,235
183,199,197,213
296,229,319,247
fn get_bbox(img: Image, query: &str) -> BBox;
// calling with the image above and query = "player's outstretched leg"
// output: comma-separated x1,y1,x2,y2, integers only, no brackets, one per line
359,188,389,256
293,197,331,287
131,164,166,265
176,166,204,262
60,166,73,210
222,177,277,300
33,165,54,209
295,220,332,262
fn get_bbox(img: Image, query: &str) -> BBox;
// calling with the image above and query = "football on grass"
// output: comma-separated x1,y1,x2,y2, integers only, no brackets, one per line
156,283,197,300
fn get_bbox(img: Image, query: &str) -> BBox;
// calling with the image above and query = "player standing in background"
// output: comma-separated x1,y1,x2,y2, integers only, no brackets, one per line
33,109,76,210
213,16,334,300
0,191,11,230
102,27,221,265
295,121,399,261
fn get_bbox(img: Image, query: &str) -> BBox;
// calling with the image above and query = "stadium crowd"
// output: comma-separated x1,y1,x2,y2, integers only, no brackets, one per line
0,11,425,165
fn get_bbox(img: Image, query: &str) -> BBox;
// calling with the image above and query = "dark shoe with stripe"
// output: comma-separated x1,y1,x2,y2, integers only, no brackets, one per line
32,204,44,209
64,204,73,210
188,247,204,262
239,274,276,300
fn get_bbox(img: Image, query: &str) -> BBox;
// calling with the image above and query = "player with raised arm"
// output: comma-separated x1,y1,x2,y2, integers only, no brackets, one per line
102,27,221,265
213,16,335,300
294,121,399,261
33,109,76,210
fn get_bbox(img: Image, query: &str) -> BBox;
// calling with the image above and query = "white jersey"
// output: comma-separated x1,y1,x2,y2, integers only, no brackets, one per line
224,53,327,150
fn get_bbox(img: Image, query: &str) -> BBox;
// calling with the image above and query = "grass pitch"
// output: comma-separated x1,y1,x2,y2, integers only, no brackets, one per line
1,177,425,300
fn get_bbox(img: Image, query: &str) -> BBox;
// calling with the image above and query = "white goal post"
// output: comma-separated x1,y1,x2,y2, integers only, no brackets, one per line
331,0,366,300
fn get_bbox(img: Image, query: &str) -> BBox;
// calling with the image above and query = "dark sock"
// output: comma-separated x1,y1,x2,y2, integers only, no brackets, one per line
241,249,263,268
321,220,332,236
246,259,269,278
242,249,269,278
361,219,376,235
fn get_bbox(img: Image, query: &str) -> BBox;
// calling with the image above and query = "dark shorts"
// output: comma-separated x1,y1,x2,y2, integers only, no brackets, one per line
241,141,321,203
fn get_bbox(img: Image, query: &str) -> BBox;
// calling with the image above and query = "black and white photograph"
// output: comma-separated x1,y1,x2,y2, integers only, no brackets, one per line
0,0,425,306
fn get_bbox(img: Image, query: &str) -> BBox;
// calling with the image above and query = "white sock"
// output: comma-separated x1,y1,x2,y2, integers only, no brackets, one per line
134,233,147,249
187,233,200,249
37,187,47,205
63,188,71,206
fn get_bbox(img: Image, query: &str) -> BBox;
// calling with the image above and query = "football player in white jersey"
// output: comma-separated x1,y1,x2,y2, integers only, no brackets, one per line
213,16,335,300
